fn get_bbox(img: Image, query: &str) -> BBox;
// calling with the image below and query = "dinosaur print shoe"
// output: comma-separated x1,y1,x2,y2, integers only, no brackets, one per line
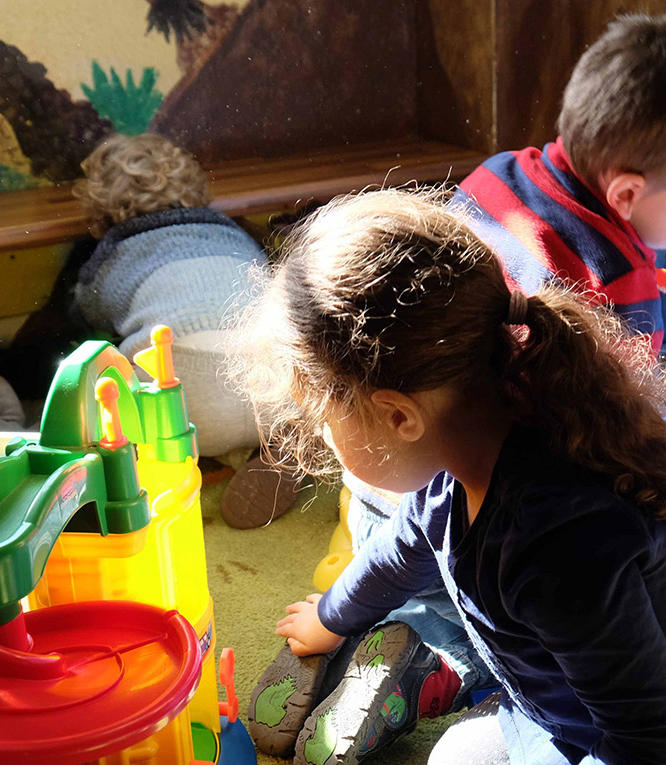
248,643,334,757
248,636,361,758
293,621,424,765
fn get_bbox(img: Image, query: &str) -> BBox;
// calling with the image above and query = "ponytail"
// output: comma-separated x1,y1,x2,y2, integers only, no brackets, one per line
224,186,666,508
505,285,666,518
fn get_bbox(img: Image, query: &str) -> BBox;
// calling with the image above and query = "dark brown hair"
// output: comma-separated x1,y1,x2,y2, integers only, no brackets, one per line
228,188,666,517
558,13,666,188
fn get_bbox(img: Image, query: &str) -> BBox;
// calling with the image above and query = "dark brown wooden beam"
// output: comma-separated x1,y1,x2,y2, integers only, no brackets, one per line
0,140,486,252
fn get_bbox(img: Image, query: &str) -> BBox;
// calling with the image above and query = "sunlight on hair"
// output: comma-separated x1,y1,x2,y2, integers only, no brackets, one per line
74,133,211,237
223,186,666,516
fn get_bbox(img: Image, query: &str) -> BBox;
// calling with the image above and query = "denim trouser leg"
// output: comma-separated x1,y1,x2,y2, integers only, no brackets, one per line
347,482,496,709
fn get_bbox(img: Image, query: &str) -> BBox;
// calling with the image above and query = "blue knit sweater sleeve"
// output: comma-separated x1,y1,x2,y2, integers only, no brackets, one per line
318,471,453,636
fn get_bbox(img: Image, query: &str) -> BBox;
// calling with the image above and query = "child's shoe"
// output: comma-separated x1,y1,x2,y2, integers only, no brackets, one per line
294,622,461,765
220,448,304,529
247,637,361,757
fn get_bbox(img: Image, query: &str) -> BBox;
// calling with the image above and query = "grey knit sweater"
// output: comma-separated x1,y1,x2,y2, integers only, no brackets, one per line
75,207,265,360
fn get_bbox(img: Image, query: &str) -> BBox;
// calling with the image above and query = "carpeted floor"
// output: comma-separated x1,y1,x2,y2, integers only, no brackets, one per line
200,473,458,765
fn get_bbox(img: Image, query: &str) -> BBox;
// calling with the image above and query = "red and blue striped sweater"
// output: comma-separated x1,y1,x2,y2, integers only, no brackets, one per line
455,137,664,354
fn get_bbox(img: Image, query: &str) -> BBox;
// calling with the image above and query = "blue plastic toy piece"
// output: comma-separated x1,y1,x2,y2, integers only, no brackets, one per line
219,716,257,765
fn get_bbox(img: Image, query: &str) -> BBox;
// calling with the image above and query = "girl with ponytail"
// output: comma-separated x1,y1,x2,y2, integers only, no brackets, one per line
230,188,666,764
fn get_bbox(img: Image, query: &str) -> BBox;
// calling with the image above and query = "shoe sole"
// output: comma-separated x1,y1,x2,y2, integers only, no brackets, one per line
293,622,421,765
220,452,304,529
248,643,332,757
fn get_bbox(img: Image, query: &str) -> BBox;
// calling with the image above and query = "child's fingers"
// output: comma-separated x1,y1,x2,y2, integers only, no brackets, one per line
276,613,297,628
284,595,320,613
287,637,310,656
285,601,310,614
275,621,295,638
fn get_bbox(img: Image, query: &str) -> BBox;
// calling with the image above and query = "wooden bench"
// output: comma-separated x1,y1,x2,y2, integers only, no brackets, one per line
0,140,486,252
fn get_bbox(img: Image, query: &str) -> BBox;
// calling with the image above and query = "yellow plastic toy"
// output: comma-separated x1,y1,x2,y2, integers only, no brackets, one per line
313,485,355,591
18,325,255,763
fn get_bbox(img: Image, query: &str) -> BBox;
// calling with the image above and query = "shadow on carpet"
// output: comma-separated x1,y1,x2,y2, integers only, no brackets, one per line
200,475,458,765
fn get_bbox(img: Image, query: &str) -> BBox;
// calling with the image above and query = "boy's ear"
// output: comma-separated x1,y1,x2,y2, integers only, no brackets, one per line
370,389,425,442
603,171,646,221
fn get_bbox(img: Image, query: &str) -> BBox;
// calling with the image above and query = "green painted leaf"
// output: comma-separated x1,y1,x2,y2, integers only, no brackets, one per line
91,60,109,90
81,60,164,135
125,69,137,99
139,67,156,94
0,164,37,192
110,67,123,91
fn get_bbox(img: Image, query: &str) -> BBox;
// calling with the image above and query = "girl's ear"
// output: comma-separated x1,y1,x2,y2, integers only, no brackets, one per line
603,171,646,221
370,389,425,442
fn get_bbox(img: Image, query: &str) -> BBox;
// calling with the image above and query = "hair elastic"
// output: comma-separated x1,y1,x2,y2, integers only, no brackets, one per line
505,290,529,325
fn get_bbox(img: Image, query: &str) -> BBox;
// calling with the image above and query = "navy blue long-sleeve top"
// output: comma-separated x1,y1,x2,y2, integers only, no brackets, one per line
318,426,666,764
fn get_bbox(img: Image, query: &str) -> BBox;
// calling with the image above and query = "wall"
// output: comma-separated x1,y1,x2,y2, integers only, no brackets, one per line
0,0,187,188
3,0,666,189
0,0,422,189
418,0,666,155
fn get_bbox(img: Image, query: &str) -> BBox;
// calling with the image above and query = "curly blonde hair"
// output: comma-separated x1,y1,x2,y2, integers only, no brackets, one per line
74,133,212,237
227,188,666,518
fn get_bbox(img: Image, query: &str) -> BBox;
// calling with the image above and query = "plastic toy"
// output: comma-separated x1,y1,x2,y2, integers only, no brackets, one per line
0,600,203,763
313,485,355,591
0,325,256,764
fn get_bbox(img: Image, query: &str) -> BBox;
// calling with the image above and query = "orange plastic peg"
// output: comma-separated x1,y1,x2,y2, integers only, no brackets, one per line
95,377,128,449
218,647,239,723
151,325,179,389
133,324,179,389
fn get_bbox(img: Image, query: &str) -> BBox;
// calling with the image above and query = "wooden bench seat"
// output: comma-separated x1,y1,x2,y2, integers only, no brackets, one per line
0,140,486,252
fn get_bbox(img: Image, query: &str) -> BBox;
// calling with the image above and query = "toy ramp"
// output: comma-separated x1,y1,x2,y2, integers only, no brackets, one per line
0,448,107,607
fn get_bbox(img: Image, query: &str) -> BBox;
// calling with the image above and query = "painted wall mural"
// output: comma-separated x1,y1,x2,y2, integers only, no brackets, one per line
0,0,420,192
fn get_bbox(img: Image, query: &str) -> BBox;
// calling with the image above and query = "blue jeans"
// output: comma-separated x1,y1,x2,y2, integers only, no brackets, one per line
346,473,497,709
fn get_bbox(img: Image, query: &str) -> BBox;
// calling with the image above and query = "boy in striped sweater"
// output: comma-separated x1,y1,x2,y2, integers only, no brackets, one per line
456,13,666,355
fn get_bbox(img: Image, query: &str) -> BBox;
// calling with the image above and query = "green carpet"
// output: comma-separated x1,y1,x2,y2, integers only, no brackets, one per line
200,476,457,765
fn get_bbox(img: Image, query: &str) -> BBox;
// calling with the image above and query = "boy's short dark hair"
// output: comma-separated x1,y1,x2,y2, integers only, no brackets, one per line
558,14,666,189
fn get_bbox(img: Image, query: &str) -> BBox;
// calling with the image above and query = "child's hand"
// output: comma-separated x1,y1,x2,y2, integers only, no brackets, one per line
276,593,344,656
